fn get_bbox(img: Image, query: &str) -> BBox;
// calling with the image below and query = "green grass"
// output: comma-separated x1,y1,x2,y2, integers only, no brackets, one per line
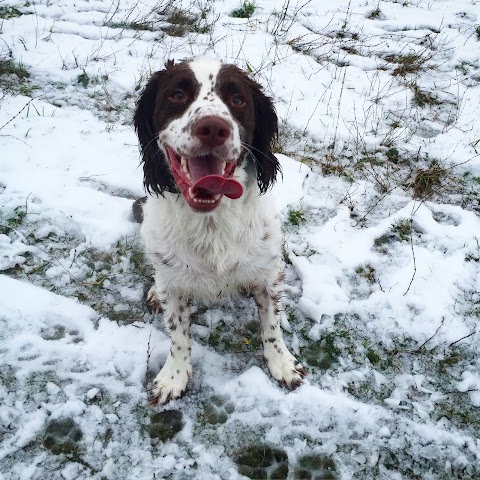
455,60,477,75
0,6,23,19
77,71,90,88
0,58,39,96
412,84,440,107
355,263,376,284
366,7,381,19
0,206,152,324
391,218,412,241
0,206,27,235
286,208,306,227
385,147,400,163
231,1,256,19
0,58,29,79
301,332,342,370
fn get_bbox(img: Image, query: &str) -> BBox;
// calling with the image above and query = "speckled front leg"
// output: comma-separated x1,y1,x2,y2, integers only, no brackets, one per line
147,287,192,405
254,271,306,389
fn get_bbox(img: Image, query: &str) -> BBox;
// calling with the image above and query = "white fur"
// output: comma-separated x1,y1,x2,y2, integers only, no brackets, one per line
140,58,305,404
142,188,282,300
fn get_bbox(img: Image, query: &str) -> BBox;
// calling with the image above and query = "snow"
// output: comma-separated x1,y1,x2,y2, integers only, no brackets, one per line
1,0,480,478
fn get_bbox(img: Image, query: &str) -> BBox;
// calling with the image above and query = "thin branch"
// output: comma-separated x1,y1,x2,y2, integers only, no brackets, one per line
449,330,476,347
403,217,417,296
413,317,444,352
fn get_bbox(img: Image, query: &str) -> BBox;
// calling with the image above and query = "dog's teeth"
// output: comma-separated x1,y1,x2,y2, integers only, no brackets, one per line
181,157,189,174
186,172,191,181
189,187,194,198
221,160,226,174
213,194,221,201
192,196,215,204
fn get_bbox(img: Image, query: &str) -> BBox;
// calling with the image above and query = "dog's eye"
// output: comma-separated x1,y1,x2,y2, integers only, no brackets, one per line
231,94,245,107
171,90,186,102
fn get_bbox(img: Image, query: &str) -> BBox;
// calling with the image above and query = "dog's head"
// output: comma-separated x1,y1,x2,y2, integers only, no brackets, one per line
133,57,280,212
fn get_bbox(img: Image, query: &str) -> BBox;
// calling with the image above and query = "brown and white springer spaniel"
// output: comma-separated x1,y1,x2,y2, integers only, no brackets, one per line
133,57,305,405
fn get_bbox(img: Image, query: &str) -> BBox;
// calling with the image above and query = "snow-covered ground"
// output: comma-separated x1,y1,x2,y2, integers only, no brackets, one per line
1,0,480,478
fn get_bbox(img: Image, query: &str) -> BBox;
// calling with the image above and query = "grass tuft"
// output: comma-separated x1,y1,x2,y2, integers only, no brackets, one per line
0,58,37,95
0,6,23,19
391,219,412,241
366,7,381,19
385,147,400,163
160,6,213,37
411,84,440,107
0,206,26,235
384,52,431,76
105,21,155,31
355,264,376,284
410,164,448,200
0,58,29,79
77,71,90,88
231,1,256,19
286,208,306,228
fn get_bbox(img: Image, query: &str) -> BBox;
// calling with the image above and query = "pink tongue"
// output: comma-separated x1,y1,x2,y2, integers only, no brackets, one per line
192,175,243,199
188,155,243,199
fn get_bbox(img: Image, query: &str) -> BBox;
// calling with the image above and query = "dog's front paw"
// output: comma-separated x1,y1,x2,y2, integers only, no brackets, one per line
264,344,306,390
146,286,164,314
148,357,192,405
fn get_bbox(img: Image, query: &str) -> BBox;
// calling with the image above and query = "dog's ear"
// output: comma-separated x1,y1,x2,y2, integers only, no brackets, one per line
133,65,177,196
250,81,281,194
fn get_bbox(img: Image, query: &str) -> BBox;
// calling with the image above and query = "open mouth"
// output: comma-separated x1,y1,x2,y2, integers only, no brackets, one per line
165,146,243,212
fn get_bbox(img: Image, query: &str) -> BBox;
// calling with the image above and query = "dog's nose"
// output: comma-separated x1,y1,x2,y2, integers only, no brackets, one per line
194,116,231,147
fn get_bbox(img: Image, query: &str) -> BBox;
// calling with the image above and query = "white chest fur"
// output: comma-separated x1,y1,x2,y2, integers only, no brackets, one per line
141,189,282,301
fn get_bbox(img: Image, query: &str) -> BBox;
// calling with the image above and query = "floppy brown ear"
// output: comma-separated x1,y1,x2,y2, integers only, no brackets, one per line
133,65,178,196
250,81,281,194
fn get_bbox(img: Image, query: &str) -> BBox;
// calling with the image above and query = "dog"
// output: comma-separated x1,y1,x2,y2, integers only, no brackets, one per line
133,57,305,405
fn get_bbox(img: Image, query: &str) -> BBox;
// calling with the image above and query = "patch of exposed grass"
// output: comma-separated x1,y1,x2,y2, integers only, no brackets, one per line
76,70,90,88
234,444,288,479
231,1,256,19
200,396,235,425
161,7,213,37
1,207,151,324
355,263,376,284
285,207,306,229
459,172,480,214
455,60,477,75
302,332,342,370
411,84,440,107
105,21,155,31
374,218,420,252
18,83,40,96
0,58,38,96
0,6,23,19
391,218,412,241
410,163,448,200
384,52,431,76
321,151,352,179
0,206,27,235
0,58,30,81
366,7,382,20
206,318,262,354
295,454,336,480
385,147,400,163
